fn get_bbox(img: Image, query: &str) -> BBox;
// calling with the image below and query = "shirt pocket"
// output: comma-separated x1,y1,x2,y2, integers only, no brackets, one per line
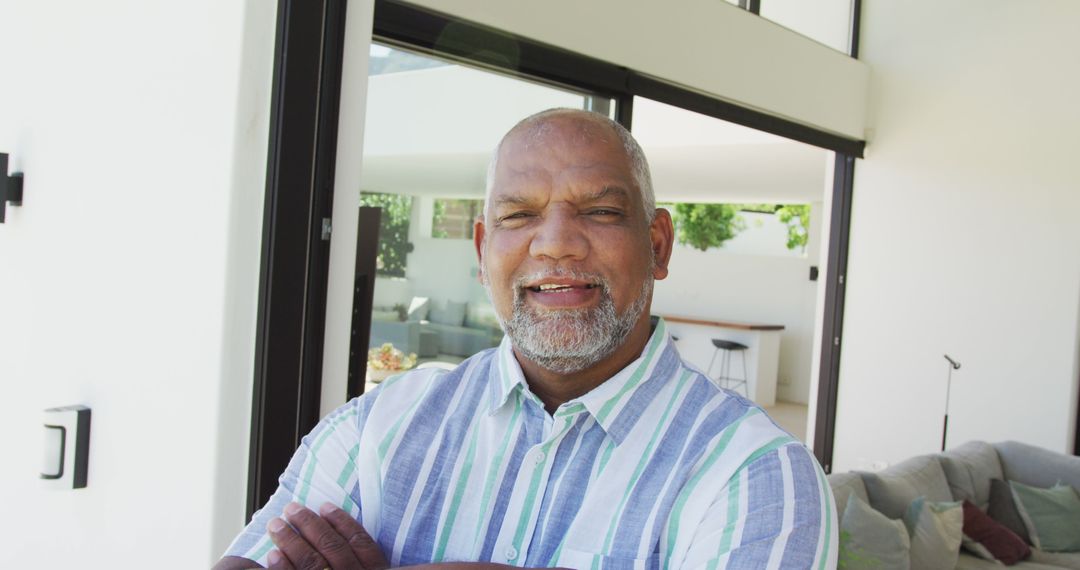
557,547,661,570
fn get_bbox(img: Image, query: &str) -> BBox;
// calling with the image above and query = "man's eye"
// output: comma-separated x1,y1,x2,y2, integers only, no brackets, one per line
587,209,622,217
497,212,533,224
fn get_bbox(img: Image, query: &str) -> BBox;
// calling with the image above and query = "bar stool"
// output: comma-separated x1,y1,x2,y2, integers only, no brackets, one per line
707,339,749,396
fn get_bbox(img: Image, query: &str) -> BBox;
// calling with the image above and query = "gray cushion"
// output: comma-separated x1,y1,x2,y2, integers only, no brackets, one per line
957,551,1063,569
829,471,869,523
941,441,1005,510
861,455,954,519
840,495,910,570
430,300,466,327
988,478,1034,545
995,441,1080,492
1030,548,1080,569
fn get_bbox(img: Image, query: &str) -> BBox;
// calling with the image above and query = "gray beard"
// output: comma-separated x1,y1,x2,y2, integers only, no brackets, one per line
489,268,652,374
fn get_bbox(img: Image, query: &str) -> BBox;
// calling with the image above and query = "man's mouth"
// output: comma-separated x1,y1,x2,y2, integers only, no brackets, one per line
528,282,601,293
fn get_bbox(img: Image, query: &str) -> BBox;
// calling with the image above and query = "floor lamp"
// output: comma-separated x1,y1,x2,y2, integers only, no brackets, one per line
942,354,961,451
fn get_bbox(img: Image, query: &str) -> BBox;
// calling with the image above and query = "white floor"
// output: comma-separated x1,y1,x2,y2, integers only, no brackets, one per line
762,401,809,442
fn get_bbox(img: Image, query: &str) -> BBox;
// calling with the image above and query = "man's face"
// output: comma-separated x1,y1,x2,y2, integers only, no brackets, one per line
475,115,671,373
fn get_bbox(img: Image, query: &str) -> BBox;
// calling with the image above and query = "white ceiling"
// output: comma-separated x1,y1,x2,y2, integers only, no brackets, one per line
358,62,831,204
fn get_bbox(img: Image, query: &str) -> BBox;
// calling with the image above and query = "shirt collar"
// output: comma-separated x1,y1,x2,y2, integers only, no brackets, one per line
488,317,676,446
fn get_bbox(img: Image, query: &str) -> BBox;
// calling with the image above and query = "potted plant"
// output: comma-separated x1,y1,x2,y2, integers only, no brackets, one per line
366,343,417,383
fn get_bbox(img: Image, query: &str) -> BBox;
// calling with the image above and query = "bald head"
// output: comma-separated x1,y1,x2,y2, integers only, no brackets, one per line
484,108,655,223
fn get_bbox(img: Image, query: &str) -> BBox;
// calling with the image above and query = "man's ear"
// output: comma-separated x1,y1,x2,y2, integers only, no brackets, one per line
474,217,487,283
649,208,674,280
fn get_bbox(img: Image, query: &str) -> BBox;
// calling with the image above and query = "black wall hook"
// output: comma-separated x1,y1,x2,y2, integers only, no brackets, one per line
1,152,24,223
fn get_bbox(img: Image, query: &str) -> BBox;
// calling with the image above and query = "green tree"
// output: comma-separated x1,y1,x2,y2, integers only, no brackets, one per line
777,204,810,253
360,192,413,277
670,203,746,251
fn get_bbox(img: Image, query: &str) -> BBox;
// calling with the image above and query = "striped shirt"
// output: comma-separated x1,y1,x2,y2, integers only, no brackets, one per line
226,319,837,568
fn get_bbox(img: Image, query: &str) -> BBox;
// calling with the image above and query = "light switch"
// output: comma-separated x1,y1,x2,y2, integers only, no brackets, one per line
41,405,90,489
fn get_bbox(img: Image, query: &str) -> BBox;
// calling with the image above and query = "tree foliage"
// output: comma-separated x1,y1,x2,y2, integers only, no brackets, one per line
360,192,413,277
667,202,811,253
777,204,810,253
671,203,746,251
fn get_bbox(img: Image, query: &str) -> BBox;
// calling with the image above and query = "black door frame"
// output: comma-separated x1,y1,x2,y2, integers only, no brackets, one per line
249,0,866,515
246,0,348,517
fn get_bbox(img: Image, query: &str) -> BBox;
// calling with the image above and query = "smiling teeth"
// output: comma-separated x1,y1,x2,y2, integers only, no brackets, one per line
537,284,571,291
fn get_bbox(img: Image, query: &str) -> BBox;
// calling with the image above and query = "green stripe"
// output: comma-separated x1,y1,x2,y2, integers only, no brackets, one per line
472,401,524,547
508,417,576,560
594,327,665,423
377,393,426,461
705,474,742,570
297,410,358,504
250,536,275,562
600,370,694,554
663,407,760,568
336,443,360,488
433,418,482,561
733,436,796,474
705,437,797,564
815,461,834,570
596,440,617,475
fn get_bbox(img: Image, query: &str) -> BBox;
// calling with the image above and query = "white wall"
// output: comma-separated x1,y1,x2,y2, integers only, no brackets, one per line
0,0,274,566
653,207,824,405
833,0,1080,471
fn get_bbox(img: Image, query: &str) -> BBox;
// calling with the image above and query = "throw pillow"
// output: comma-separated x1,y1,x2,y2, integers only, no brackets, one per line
860,456,953,519
903,496,964,570
407,296,430,322
988,478,1034,545
839,495,910,570
1009,481,1080,552
443,300,467,327
961,500,1031,565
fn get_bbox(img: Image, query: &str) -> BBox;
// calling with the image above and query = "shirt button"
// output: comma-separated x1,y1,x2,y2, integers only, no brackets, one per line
505,546,518,561
534,451,546,465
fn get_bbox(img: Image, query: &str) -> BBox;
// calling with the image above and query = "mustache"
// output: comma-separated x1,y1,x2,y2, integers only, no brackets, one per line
512,267,611,293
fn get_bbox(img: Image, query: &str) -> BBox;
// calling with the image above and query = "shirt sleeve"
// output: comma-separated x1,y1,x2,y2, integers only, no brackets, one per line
222,396,373,566
681,442,839,569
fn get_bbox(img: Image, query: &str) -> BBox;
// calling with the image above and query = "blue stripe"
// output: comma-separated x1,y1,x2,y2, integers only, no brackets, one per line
726,451,785,567
377,371,464,556
477,414,535,560
642,377,751,551
603,348,680,445
528,416,608,566
779,446,824,568
399,365,489,565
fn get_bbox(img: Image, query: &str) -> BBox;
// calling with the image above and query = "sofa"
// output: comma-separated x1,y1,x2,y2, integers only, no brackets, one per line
828,441,1080,569
369,299,503,359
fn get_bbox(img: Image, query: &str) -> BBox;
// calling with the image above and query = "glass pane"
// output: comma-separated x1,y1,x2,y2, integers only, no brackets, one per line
359,43,613,381
759,0,854,54
632,96,831,441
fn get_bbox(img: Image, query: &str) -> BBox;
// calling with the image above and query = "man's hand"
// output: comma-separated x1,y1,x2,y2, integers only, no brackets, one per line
266,502,389,570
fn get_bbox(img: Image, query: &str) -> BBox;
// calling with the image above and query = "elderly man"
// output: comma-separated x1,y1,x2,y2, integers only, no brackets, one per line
217,109,837,569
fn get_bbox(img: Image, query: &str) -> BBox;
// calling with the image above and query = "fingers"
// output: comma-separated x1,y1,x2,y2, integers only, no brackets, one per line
267,516,328,570
266,549,295,570
268,503,358,570
319,503,389,570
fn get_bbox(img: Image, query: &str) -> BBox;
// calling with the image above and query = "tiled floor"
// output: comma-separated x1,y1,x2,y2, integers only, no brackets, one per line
762,401,809,442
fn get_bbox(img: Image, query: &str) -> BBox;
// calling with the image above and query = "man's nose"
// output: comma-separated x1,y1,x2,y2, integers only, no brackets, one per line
528,210,589,262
